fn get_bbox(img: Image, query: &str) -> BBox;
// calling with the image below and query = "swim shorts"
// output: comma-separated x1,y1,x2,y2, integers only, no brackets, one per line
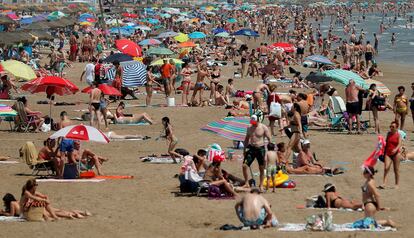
60,139,74,153
238,207,266,227
301,115,308,133
244,145,265,167
267,165,278,177
346,101,360,114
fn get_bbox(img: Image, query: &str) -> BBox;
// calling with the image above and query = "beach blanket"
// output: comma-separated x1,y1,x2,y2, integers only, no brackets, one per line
140,156,182,164
0,160,19,164
95,175,133,179
111,138,144,141
401,159,414,164
118,122,150,126
278,223,396,232
296,205,363,212
36,179,105,183
0,216,26,222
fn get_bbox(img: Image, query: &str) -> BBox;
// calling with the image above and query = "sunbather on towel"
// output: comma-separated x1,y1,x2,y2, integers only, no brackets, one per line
71,141,108,175
0,193,21,217
103,131,149,140
235,188,278,229
322,183,362,210
111,101,154,124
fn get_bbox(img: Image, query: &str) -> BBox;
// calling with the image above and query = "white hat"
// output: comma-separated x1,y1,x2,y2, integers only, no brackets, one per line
250,115,258,121
301,139,310,145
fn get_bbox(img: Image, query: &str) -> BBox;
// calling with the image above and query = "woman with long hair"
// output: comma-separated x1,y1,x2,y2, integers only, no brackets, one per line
0,193,20,216
161,117,182,163
381,121,402,189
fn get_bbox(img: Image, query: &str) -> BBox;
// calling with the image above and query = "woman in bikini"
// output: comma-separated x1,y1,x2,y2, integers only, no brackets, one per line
353,166,396,228
209,64,221,101
145,66,156,106
161,117,182,163
113,102,154,125
112,60,123,92
0,193,20,217
381,121,402,189
190,63,209,106
285,103,302,161
393,86,408,130
180,63,192,105
323,183,362,210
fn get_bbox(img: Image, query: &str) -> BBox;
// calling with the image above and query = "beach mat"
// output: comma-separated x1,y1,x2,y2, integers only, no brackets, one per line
0,160,19,164
288,174,343,177
296,205,363,212
94,175,133,179
0,216,26,222
140,156,181,164
278,223,396,232
118,122,150,126
401,160,414,164
36,179,105,183
111,138,144,141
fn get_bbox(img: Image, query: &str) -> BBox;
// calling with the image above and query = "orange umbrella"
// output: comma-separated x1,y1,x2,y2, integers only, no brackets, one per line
179,41,197,48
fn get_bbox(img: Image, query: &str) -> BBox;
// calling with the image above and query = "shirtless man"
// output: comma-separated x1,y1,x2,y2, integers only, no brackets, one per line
71,141,107,175
365,41,375,67
57,111,72,130
345,79,364,133
235,188,278,229
253,83,270,110
296,93,310,138
89,82,102,129
259,43,269,66
190,63,210,106
69,32,78,62
243,115,272,191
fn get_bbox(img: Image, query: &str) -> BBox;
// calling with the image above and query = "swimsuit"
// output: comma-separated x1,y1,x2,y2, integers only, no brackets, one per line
385,132,400,157
244,145,266,167
91,102,100,110
346,101,360,114
395,96,408,114
267,165,278,177
238,207,266,227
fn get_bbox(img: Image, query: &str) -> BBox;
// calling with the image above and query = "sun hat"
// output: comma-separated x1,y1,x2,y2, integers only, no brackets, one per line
323,183,335,192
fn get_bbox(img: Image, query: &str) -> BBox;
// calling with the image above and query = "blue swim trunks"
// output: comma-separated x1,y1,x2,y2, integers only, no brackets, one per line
60,139,74,153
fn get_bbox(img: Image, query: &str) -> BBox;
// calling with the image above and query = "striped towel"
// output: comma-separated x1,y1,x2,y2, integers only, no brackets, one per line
121,61,147,87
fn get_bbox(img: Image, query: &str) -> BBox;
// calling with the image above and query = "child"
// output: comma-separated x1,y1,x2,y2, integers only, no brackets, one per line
276,142,288,173
265,143,278,192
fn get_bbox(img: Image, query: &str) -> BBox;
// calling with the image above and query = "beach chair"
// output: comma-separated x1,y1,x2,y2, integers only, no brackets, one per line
13,101,37,132
19,141,54,176
326,96,347,131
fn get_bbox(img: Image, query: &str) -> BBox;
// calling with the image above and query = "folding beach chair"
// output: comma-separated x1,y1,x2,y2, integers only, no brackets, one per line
13,101,37,132
19,141,54,176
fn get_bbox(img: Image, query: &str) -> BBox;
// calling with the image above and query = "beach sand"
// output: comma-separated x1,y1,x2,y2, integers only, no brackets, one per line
0,42,413,238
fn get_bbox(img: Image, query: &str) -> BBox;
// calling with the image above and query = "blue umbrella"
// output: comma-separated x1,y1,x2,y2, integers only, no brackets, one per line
189,31,207,39
80,13,94,19
212,28,227,34
144,18,159,24
20,17,33,25
156,31,179,38
232,29,259,37
110,28,132,36
304,55,333,65
227,18,237,23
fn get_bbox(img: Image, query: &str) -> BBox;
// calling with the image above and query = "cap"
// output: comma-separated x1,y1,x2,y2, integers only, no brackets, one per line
250,115,258,122
323,183,335,192
301,139,310,145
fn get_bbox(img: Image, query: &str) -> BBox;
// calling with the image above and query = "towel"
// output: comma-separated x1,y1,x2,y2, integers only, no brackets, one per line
296,206,363,212
0,216,26,222
36,179,105,183
278,223,396,232
140,156,181,164
0,160,19,164
119,122,150,126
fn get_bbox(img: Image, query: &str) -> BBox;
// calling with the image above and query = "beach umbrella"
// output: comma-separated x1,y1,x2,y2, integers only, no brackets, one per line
175,16,189,22
179,41,197,48
215,32,230,38
20,17,33,25
232,29,259,37
227,18,237,23
305,72,334,83
200,20,211,25
115,39,142,57
212,28,227,35
106,19,123,25
103,53,133,63
20,76,79,96
304,55,333,65
146,47,174,55
269,42,295,53
110,28,132,36
160,13,171,18
365,79,391,96
156,31,179,38
1,60,36,81
0,104,17,117
321,69,368,89
120,61,147,87
143,18,159,24
7,13,19,20
81,84,121,96
189,31,207,39
150,58,184,66
122,13,138,18
135,25,151,31
201,117,249,141
50,124,109,143
48,11,66,19
138,38,161,46
174,33,189,43
79,13,94,19
79,21,92,26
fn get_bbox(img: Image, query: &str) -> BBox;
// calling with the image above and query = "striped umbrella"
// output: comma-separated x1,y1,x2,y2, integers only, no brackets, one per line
321,69,368,89
146,47,174,55
201,117,249,141
0,104,17,117
304,55,333,65
120,61,147,87
365,79,391,96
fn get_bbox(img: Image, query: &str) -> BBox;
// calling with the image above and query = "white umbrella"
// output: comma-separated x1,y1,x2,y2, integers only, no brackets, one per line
50,125,109,143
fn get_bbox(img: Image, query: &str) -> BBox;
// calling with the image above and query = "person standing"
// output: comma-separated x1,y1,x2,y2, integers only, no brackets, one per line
365,41,374,67
69,32,78,62
80,62,95,86
393,86,408,130
94,59,103,85
410,83,414,130
373,33,379,55
391,33,396,46
89,82,102,129
160,59,173,97
381,121,402,189
345,80,364,134
242,115,272,191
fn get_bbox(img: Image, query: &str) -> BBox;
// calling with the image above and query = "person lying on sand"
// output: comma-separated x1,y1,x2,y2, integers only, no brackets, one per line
401,147,414,162
71,141,108,176
235,188,278,229
322,183,362,210
20,179,92,221
107,101,154,125
0,156,11,161
103,131,150,141
0,193,20,217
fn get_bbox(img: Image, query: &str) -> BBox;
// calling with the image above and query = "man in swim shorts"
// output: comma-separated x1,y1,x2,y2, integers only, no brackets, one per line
89,81,102,129
235,188,278,229
243,115,272,191
345,80,364,133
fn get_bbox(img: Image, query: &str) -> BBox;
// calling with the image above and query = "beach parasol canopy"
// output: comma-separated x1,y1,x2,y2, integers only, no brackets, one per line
321,69,368,89
50,124,109,143
120,61,147,87
103,53,133,63
174,33,189,43
150,58,184,66
122,13,138,18
269,42,295,53
1,60,36,80
232,29,259,37
215,32,230,38
48,11,66,20
179,41,197,48
227,18,237,23
115,39,142,57
188,31,207,39
305,72,335,83
138,38,161,46
212,28,227,35
156,31,179,38
146,47,174,55
365,79,391,96
201,117,249,141
135,25,151,31
20,76,79,96
0,104,17,117
81,84,121,96
304,55,333,65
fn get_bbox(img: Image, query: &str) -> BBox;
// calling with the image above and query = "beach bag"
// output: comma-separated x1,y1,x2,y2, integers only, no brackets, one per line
235,90,245,98
269,102,282,118
208,185,222,198
178,175,199,193
305,211,333,231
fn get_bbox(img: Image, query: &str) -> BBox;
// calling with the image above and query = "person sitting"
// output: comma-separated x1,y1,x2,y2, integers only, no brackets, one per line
203,160,238,197
235,188,278,229
56,111,72,130
323,183,362,210
192,149,209,175
72,141,108,175
0,193,20,217
38,138,64,178
214,84,229,106
112,101,154,124
13,96,44,132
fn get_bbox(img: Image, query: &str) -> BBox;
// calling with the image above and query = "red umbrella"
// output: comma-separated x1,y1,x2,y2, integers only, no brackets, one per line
81,84,122,96
21,76,79,97
0,64,4,74
122,13,138,18
269,42,295,53
115,39,142,57
50,124,109,143
86,18,97,23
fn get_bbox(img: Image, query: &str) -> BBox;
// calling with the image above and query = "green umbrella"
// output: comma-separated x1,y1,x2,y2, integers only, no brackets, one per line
215,32,230,38
146,47,174,55
321,69,368,89
151,58,184,66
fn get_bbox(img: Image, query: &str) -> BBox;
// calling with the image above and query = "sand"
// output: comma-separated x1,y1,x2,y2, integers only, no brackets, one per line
0,39,414,238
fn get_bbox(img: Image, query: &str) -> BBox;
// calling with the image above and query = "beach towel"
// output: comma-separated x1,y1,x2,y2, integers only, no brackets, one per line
36,179,105,183
363,135,385,168
95,175,133,179
0,160,19,164
140,156,182,164
0,216,26,222
278,223,396,232
118,122,150,126
296,205,363,212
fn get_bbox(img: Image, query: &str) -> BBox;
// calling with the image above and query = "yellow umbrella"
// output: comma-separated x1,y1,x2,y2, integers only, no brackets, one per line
150,58,184,66
174,33,189,43
79,21,92,26
1,60,36,81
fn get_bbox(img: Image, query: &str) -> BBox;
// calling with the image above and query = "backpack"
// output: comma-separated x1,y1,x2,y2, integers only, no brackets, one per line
178,175,199,193
208,185,222,198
